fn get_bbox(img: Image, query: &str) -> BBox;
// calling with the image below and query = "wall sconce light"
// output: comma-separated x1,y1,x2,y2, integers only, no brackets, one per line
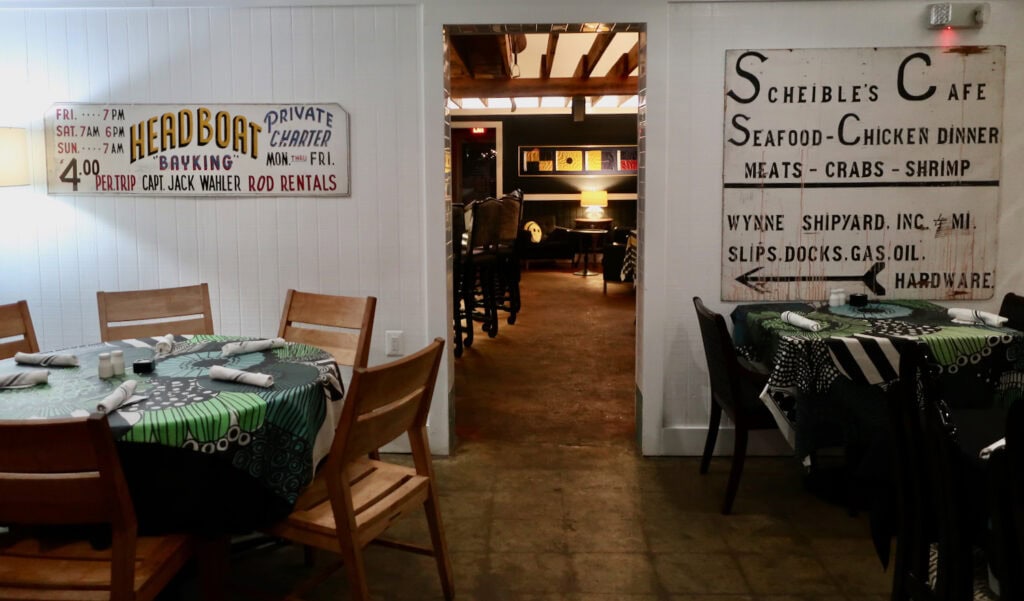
927,3,987,29
580,190,608,219
0,127,29,187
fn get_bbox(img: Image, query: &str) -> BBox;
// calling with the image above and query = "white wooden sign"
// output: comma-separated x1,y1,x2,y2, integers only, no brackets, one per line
45,103,350,196
722,47,1004,301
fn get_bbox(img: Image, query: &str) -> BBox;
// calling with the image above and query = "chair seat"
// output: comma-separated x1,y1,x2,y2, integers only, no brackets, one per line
0,533,193,599
270,458,430,550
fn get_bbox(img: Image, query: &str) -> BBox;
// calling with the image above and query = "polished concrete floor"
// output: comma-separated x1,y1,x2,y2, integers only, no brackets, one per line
215,265,894,600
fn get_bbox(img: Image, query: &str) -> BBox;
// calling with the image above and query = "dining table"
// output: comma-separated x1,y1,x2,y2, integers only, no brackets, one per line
731,299,1024,463
0,334,349,535
732,299,1024,571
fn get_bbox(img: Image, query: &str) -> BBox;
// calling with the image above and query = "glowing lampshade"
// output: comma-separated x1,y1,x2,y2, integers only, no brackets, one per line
580,189,608,218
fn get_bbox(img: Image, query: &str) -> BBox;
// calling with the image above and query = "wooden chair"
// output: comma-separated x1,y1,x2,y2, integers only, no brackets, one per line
0,300,39,359
693,296,779,514
0,414,197,601
999,292,1024,331
264,338,452,601
97,283,214,342
277,290,377,368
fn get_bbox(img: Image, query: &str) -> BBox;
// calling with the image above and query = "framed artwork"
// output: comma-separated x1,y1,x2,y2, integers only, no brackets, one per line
519,145,637,177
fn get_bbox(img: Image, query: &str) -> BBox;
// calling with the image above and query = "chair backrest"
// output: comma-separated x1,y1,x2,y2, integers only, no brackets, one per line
497,193,523,246
692,297,742,413
452,202,466,263
97,283,214,342
326,337,444,465
278,290,377,368
1000,292,1024,331
468,197,502,253
0,300,39,359
0,414,138,591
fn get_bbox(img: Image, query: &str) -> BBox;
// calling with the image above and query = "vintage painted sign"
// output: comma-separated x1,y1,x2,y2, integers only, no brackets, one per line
45,103,350,196
722,46,1004,301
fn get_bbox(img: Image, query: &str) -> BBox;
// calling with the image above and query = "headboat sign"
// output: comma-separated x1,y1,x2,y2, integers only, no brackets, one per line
44,103,351,197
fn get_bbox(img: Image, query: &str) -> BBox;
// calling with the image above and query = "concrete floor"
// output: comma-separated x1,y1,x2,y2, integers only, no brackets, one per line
213,265,894,600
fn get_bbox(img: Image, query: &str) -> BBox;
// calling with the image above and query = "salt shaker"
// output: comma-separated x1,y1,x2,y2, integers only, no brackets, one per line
111,350,125,376
835,288,847,306
98,352,113,379
828,289,842,307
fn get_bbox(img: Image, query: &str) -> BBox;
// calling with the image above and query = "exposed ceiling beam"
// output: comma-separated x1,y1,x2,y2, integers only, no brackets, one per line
449,41,471,79
451,75,638,99
542,33,559,79
582,32,615,79
623,42,640,77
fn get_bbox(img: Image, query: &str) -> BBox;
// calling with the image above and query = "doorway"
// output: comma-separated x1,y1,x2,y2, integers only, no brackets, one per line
450,122,503,204
444,23,645,451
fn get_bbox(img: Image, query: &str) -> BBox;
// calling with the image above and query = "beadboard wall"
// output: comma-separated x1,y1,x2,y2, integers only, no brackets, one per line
0,5,439,449
3,0,1024,458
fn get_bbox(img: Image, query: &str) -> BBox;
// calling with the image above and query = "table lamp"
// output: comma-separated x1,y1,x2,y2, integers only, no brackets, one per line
580,189,608,219
0,127,29,187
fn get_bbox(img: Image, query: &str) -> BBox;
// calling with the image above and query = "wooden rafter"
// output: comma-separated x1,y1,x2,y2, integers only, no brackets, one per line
451,75,638,99
542,33,559,79
582,32,615,79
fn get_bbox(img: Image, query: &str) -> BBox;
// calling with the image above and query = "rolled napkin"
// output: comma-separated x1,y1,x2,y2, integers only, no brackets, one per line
14,351,79,367
96,380,137,414
947,308,1009,327
209,365,274,388
220,337,287,357
0,370,49,389
780,311,824,332
153,333,175,355
979,437,1006,460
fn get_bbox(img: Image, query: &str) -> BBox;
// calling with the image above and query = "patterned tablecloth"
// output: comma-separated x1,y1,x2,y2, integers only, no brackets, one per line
0,335,346,513
732,300,1024,458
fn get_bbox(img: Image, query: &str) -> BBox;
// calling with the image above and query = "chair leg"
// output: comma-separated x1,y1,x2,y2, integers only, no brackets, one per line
722,425,749,515
700,401,722,475
423,487,455,601
337,536,371,601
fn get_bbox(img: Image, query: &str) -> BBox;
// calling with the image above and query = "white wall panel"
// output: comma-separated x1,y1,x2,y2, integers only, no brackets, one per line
0,4,436,448
6,0,1023,457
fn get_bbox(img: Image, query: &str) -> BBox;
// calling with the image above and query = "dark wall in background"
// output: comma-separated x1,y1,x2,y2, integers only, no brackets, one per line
452,113,637,196
452,113,638,228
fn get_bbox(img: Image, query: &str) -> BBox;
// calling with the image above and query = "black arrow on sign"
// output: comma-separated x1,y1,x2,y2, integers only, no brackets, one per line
736,262,886,296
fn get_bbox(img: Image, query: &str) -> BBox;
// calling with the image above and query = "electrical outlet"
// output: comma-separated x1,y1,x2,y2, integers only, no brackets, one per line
385,330,403,357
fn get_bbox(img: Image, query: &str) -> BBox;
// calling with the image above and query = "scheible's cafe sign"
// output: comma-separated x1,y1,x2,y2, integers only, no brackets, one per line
721,47,1005,301
45,103,350,196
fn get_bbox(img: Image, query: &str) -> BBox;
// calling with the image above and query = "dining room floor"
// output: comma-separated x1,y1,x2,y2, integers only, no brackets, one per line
190,264,895,600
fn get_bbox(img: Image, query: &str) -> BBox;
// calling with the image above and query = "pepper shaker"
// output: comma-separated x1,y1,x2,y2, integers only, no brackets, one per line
97,352,113,379
111,350,125,376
